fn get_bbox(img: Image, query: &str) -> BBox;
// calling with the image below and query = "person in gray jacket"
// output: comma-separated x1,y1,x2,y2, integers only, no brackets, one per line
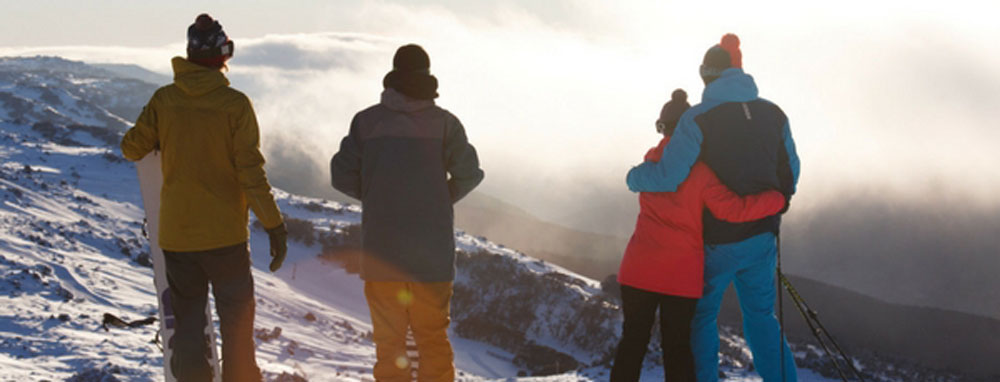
330,44,484,382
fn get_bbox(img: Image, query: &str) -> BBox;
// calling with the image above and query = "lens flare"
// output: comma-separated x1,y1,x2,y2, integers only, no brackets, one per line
395,355,409,369
396,289,413,306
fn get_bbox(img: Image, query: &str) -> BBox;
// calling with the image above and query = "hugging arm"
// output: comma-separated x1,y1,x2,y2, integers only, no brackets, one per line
625,116,703,192
703,182,786,223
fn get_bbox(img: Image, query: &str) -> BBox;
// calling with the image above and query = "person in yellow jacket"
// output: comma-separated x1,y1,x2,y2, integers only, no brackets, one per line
120,14,286,382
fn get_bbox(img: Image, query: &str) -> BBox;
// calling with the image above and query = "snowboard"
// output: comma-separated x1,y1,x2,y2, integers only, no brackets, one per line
136,151,222,382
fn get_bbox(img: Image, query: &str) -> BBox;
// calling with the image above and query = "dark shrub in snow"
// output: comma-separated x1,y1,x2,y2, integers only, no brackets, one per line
65,366,123,382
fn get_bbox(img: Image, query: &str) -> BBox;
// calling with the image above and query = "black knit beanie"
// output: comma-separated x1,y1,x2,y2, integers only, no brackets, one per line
382,44,439,100
657,89,690,135
393,45,430,72
186,14,233,67
700,46,731,85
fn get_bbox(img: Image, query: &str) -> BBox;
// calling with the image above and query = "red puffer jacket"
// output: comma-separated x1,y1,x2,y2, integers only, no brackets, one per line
618,137,785,298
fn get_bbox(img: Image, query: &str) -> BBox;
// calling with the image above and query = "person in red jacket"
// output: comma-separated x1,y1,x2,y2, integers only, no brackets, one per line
611,89,786,382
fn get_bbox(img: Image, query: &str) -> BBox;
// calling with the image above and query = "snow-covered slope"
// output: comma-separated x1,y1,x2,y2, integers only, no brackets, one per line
0,56,156,132
0,56,981,382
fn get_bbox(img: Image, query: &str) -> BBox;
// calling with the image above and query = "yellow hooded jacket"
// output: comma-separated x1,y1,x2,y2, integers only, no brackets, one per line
121,57,283,252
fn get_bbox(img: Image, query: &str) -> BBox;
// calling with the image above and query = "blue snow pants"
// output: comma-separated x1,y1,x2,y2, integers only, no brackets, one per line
691,232,798,382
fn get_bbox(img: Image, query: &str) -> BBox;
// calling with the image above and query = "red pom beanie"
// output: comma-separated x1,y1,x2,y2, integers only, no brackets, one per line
719,33,741,69
700,33,742,83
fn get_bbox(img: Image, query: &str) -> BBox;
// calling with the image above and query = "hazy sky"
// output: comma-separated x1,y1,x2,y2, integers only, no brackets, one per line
2,0,999,233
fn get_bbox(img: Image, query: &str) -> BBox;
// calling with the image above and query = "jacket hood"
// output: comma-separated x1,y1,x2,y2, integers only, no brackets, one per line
171,57,230,96
703,68,758,103
380,88,435,113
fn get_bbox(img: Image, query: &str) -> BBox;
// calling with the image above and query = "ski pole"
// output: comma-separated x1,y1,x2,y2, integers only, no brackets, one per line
778,232,786,382
781,274,850,381
781,274,866,382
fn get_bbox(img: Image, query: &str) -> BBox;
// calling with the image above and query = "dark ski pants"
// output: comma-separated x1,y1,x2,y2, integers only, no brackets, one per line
164,242,262,382
611,284,698,382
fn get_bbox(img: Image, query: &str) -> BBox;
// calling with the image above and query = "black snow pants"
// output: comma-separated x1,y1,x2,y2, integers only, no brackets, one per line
610,284,698,382
164,242,262,382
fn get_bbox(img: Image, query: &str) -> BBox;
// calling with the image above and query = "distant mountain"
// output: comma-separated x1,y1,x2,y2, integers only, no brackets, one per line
90,63,172,87
781,199,1000,322
0,56,157,129
454,191,628,279
718,274,1000,378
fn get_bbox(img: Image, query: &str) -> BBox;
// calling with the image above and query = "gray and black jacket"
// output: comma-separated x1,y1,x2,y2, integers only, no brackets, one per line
331,89,484,282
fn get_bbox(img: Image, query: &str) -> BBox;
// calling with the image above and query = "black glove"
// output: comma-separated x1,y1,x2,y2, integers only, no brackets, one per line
266,223,288,272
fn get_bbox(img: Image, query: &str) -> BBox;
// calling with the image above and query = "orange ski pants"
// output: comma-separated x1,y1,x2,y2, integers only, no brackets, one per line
365,281,455,382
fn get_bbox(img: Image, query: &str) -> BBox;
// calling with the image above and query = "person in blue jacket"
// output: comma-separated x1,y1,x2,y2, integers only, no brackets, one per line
626,34,801,382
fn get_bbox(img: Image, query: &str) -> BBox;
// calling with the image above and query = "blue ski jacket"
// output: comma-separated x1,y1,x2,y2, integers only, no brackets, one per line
626,68,800,244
